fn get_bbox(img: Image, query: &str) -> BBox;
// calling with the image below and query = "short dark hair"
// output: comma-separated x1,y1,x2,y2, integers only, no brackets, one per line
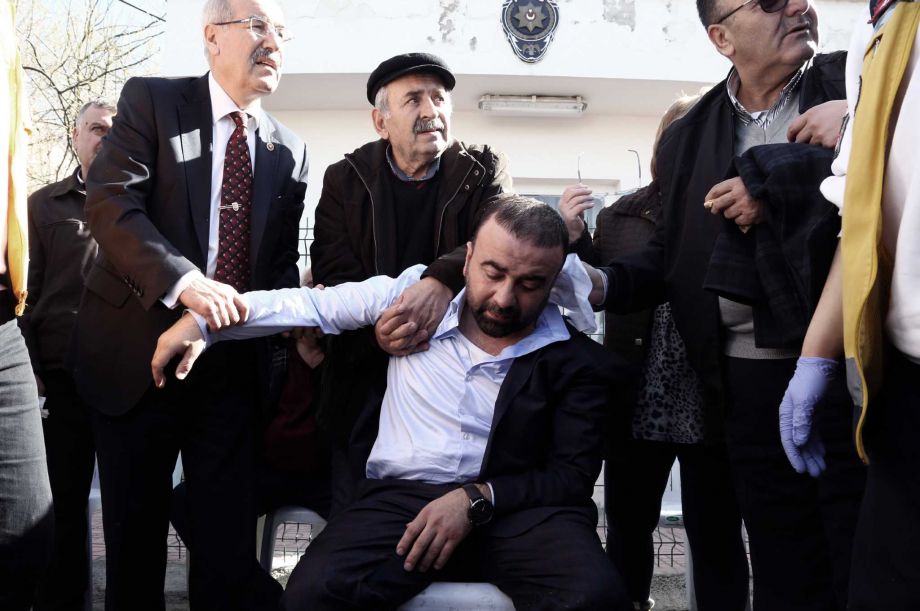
696,0,719,26
472,194,569,254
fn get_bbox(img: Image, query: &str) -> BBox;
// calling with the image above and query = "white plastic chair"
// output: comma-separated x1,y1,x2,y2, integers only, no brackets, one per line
258,505,327,572
399,582,515,610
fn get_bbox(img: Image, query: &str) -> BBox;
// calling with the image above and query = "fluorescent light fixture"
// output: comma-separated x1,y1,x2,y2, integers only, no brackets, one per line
478,94,587,117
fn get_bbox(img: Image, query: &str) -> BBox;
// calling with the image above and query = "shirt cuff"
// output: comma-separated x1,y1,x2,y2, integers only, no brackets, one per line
486,482,495,508
189,310,215,348
161,270,204,309
599,267,609,306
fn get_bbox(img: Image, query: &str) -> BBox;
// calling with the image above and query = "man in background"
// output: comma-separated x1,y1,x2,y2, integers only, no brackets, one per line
19,99,114,610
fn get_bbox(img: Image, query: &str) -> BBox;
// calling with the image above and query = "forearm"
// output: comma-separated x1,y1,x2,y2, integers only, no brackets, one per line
207,266,424,344
801,245,843,358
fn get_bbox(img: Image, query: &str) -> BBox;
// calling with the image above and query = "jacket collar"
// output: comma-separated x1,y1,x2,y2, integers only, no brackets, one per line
49,167,84,199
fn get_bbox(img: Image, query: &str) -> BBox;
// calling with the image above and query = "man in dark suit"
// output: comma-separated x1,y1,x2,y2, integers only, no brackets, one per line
72,1,307,609
152,195,631,611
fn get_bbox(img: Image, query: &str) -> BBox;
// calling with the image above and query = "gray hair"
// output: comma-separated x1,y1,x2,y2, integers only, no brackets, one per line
374,83,454,118
202,0,234,59
374,84,390,117
75,99,116,127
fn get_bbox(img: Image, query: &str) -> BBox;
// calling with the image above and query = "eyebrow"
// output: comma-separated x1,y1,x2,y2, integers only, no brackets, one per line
481,260,548,282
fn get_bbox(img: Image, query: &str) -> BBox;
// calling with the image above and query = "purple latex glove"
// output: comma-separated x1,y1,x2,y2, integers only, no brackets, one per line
779,356,838,477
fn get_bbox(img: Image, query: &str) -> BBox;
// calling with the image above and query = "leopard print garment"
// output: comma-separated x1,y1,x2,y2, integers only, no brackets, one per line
632,302,705,444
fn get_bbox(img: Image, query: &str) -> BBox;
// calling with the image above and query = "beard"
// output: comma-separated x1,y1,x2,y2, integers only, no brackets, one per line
469,290,552,339
471,302,524,338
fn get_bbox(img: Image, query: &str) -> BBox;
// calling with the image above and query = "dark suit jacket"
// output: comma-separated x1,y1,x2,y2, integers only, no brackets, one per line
73,74,308,415
474,324,624,537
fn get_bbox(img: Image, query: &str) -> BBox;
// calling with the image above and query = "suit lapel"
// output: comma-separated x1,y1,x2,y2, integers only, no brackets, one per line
177,75,213,269
251,113,279,274
480,351,539,472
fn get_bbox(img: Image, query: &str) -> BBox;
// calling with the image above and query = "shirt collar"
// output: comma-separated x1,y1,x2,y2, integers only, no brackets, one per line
725,63,806,128
385,145,441,182
432,290,571,362
208,72,262,129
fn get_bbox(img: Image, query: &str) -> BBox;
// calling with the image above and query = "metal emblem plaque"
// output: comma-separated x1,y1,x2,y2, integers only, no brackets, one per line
501,0,560,64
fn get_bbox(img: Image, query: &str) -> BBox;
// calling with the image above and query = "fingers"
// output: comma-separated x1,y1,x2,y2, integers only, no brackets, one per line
703,178,735,203
402,524,436,571
233,292,249,323
151,346,169,389
780,393,806,474
787,113,807,142
416,533,446,573
175,342,204,380
801,437,827,478
376,304,410,336
396,517,423,558
433,539,458,571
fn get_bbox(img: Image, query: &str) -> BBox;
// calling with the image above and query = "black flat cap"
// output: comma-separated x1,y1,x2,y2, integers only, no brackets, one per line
366,53,456,105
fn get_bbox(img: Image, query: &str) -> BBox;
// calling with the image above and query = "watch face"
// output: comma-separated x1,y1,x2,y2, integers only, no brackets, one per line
469,497,494,526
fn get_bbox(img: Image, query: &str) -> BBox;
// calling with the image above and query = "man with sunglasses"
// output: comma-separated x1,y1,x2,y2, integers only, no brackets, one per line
71,0,308,609
584,1,866,609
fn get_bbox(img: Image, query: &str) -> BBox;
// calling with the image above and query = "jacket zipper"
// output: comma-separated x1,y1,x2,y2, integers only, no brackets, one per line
433,160,476,256
345,157,381,275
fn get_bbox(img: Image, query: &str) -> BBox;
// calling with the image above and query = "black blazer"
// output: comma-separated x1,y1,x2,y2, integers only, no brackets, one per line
477,325,625,537
73,74,308,415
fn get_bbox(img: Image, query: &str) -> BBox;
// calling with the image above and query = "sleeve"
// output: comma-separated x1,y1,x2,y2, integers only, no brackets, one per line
422,147,513,293
310,163,367,286
84,77,199,310
17,192,44,369
203,265,426,345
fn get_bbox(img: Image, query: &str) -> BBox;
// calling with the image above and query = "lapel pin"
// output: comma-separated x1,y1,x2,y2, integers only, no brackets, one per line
266,142,275,152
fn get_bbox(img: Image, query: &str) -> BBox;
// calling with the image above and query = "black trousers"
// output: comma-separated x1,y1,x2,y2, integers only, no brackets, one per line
605,438,749,610
91,341,269,611
848,348,920,609
724,358,865,611
281,479,631,611
33,369,96,611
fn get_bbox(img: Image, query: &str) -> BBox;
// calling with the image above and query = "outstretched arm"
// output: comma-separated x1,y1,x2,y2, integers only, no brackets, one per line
779,246,843,477
151,266,424,385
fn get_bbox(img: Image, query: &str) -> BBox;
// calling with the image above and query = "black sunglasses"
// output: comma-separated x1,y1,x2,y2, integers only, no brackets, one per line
714,0,790,24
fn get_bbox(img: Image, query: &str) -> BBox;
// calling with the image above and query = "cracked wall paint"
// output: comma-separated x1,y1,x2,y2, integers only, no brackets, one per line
439,0,461,43
602,0,636,31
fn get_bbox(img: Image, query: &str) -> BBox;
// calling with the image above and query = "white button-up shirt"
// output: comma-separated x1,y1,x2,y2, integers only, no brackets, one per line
198,255,595,491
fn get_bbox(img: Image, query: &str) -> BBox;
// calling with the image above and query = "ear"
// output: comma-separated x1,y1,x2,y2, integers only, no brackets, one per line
463,241,473,279
371,108,389,140
204,24,220,59
706,24,735,60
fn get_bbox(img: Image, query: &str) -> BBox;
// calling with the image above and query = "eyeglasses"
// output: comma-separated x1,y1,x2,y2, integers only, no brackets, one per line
213,15,293,43
713,0,789,25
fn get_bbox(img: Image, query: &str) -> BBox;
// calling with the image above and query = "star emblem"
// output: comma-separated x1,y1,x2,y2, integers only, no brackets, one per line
514,2,546,33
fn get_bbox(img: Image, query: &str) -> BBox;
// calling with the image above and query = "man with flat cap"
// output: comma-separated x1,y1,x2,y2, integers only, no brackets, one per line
310,52,511,513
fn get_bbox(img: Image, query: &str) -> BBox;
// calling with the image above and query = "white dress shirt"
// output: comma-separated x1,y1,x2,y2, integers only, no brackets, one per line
161,73,261,307
194,255,596,495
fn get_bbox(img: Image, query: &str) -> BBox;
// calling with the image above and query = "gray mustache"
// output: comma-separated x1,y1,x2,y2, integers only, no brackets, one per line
414,118,444,134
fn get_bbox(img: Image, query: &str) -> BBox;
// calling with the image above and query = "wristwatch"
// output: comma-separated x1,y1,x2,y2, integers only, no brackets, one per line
462,483,494,526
